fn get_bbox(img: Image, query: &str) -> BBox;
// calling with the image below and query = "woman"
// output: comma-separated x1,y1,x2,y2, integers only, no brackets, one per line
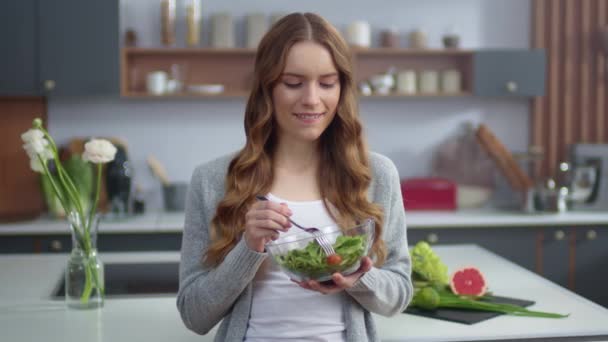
177,12,412,342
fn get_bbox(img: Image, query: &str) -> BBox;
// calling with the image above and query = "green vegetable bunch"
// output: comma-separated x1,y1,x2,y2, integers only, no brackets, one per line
409,241,568,319
410,241,449,288
276,235,366,279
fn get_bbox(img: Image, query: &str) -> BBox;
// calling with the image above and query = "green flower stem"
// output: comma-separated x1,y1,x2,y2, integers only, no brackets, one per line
90,257,105,296
58,167,86,216
80,260,93,304
79,252,104,304
38,156,68,212
38,127,86,222
437,293,568,318
87,164,102,234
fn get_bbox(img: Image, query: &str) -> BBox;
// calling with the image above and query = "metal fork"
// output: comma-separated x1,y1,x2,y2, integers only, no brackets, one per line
256,195,336,256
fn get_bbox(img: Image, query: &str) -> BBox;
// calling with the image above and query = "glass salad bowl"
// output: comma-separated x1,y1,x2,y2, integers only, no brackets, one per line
265,218,374,282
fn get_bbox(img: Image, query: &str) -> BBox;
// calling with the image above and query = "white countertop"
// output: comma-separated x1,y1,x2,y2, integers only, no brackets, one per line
1,245,607,341
2,209,608,235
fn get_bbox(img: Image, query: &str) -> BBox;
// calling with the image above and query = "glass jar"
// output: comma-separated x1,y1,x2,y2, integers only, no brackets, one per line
65,212,104,309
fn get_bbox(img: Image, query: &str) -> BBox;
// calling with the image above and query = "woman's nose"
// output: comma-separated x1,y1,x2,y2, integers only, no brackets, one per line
301,84,321,106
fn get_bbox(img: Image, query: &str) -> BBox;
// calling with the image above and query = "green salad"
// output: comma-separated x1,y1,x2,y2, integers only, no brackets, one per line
275,234,367,279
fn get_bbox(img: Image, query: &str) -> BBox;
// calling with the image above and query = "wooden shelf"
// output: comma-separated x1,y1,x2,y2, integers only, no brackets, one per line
123,47,257,55
352,47,473,56
361,92,472,98
125,47,471,56
122,91,472,99
121,47,474,99
123,91,250,98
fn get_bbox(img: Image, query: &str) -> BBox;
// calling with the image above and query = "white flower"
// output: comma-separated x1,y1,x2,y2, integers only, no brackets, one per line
22,140,49,157
29,157,45,173
82,139,117,164
21,129,44,143
21,128,53,173
21,129,49,155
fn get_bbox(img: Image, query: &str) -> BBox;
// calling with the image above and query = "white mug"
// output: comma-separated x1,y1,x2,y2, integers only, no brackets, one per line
147,71,168,95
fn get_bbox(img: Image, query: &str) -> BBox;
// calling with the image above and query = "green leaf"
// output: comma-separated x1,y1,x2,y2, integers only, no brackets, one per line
276,234,367,279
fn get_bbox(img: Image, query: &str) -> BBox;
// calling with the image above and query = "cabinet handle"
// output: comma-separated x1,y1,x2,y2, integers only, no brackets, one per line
50,239,63,251
426,233,439,244
44,80,56,91
554,230,566,241
506,81,518,93
586,230,597,240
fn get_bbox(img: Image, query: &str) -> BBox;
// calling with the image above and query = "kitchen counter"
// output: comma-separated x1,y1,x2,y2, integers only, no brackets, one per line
1,245,607,341
2,209,608,235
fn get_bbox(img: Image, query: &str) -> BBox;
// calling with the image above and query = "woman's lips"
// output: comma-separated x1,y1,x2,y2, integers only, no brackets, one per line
293,112,325,124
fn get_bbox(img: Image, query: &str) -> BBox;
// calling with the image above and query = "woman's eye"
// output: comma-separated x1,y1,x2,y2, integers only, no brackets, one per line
320,82,336,89
284,82,302,88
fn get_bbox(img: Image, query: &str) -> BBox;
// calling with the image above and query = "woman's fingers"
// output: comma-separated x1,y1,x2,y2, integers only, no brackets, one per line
246,201,292,231
253,199,293,217
243,198,293,252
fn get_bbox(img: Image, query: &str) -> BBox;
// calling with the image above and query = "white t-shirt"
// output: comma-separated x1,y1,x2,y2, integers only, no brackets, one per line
244,193,346,342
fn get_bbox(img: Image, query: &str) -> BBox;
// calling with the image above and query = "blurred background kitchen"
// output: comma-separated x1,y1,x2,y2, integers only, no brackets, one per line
1,0,608,307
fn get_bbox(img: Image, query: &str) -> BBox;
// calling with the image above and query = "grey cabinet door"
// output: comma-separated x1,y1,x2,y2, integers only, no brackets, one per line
0,1,40,96
473,49,546,97
540,227,570,288
0,233,182,254
38,0,119,97
574,227,608,308
408,227,537,272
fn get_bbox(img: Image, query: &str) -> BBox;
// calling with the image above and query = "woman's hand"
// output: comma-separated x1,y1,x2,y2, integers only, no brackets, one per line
244,199,292,252
292,256,373,294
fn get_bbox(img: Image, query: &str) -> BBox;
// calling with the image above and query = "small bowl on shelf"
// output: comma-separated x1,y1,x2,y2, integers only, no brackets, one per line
187,84,224,95
265,218,374,282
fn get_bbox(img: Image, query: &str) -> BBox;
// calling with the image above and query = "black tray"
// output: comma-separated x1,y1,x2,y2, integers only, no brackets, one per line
404,295,535,325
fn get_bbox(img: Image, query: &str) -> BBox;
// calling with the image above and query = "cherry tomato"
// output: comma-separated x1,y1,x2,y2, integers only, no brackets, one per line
326,254,342,266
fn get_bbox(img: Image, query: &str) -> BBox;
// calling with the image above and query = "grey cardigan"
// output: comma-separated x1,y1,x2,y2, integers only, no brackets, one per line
176,152,413,341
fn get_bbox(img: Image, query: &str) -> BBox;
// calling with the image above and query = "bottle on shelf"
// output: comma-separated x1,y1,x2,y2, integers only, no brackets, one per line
185,0,201,47
160,0,176,46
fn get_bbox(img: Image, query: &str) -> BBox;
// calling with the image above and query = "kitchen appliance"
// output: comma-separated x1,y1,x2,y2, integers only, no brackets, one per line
568,143,608,210
147,155,187,211
105,144,132,216
401,178,457,211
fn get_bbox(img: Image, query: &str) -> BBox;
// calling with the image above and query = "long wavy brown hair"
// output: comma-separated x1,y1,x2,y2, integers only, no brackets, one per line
204,12,387,267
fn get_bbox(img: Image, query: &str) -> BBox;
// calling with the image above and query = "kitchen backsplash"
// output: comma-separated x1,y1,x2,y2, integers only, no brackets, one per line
49,0,531,210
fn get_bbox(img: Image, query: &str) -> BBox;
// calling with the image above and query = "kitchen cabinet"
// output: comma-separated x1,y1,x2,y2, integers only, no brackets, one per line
538,226,608,308
0,99,47,221
38,0,119,97
407,227,537,272
572,226,608,308
0,0,119,97
537,227,571,288
408,225,608,308
0,1,39,96
473,49,546,97
0,232,182,253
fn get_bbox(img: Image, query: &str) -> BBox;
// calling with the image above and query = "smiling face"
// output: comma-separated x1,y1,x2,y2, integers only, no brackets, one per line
272,41,341,145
